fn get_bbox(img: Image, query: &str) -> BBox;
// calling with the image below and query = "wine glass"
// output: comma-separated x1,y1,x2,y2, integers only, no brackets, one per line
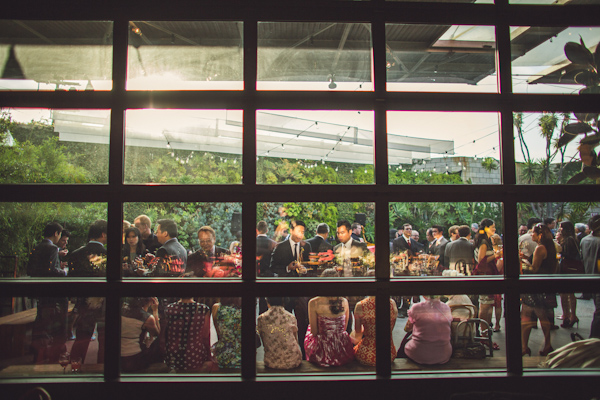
71,356,82,373
58,351,70,374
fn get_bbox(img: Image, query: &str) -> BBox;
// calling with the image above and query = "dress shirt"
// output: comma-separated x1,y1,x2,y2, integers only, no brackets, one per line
340,238,353,277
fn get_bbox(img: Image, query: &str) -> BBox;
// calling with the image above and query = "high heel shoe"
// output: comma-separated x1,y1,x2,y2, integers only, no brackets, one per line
522,347,531,356
539,347,554,356
562,317,579,328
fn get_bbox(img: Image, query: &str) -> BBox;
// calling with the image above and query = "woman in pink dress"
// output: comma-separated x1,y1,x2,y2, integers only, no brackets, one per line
403,295,453,365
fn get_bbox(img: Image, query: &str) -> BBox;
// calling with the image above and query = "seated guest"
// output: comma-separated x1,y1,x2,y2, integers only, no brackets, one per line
304,271,355,367
121,297,160,372
212,297,242,369
165,298,215,372
150,219,187,276
401,295,453,365
133,214,161,255
186,226,231,277
122,227,148,277
256,297,303,369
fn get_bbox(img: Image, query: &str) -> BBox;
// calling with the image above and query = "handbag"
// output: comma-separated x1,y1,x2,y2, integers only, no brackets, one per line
560,257,585,274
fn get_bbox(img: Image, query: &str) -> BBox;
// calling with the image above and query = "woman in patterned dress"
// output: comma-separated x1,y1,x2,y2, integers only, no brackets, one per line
352,296,398,366
212,297,242,369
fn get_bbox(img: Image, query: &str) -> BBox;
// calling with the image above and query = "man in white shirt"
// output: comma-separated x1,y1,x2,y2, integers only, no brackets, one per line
334,219,368,277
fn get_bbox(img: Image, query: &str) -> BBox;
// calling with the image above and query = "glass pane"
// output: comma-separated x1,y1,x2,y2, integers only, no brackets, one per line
256,110,374,184
257,22,373,91
0,297,104,377
0,21,112,91
123,202,241,278
257,294,387,374
121,297,240,374
127,21,243,90
386,24,497,93
517,202,598,275
387,111,501,184
257,202,375,278
393,294,506,371
510,0,600,5
124,110,242,184
511,27,600,94
0,203,107,279
389,202,504,277
0,108,110,184
514,112,600,185
521,292,599,368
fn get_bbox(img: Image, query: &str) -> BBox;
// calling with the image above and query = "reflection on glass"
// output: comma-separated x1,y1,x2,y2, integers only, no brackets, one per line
257,22,373,91
0,203,107,279
387,111,501,184
386,24,497,93
257,202,375,278
389,202,503,277
120,296,240,373
0,108,110,184
511,27,600,94
0,297,104,377
123,202,241,278
127,21,243,90
124,109,242,184
256,110,374,184
509,0,600,5
0,21,113,91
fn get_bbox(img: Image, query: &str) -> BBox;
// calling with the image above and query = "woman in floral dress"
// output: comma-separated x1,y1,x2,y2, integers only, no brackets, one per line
212,297,242,368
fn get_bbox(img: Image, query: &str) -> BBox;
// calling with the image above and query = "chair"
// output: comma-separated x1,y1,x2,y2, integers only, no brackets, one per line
450,304,494,358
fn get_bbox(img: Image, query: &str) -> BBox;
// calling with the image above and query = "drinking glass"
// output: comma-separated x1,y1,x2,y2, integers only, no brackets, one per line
58,351,70,374
71,357,82,373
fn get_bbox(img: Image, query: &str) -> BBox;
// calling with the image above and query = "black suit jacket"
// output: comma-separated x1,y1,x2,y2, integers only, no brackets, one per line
256,235,277,277
154,238,188,276
305,235,333,253
68,242,107,277
186,246,229,277
27,239,65,277
392,235,423,257
143,231,161,255
270,240,311,277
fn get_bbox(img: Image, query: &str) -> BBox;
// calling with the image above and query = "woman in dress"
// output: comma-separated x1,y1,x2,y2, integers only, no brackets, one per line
557,221,581,328
352,295,398,366
256,297,303,369
304,270,355,367
121,297,160,372
402,295,453,365
212,297,242,369
473,219,503,349
121,227,148,277
165,298,215,372
520,223,558,356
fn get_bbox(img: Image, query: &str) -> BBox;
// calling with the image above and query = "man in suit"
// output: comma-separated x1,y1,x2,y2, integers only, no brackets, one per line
351,222,364,242
306,223,333,254
186,225,230,277
133,214,161,255
28,222,68,363
153,219,188,276
392,223,423,257
68,220,108,277
334,219,369,277
448,225,460,242
256,220,277,277
444,225,475,272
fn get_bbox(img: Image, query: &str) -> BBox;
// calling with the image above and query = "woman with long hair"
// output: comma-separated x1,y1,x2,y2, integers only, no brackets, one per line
122,227,148,276
212,297,242,369
520,223,557,356
558,221,581,328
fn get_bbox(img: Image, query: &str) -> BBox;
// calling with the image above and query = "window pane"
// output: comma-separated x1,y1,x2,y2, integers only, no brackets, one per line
257,202,375,278
393,294,506,372
121,297,240,374
0,297,104,377
390,202,504,277
124,110,242,184
511,27,600,94
510,0,600,5
257,295,386,375
127,21,243,91
257,22,373,91
386,24,497,93
0,108,110,184
0,202,107,279
123,202,241,278
0,21,112,91
514,112,600,185
387,111,501,184
388,0,493,3
256,110,374,184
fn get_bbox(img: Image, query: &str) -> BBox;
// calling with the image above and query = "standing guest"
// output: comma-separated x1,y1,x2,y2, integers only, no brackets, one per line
152,219,187,276
256,220,277,277
520,223,557,356
401,295,453,365
580,215,600,338
411,230,421,245
424,228,435,254
69,220,108,277
471,223,479,236
351,222,365,242
121,227,148,277
122,220,131,244
27,222,68,363
133,214,161,255
212,297,242,369
444,225,474,272
164,298,214,372
56,229,70,265
306,223,334,253
519,225,528,236
389,229,398,253
519,217,542,258
557,221,581,329
186,226,230,277
334,219,369,277
392,223,423,258
575,223,588,244
448,225,460,242
545,217,557,236
256,297,303,369
429,225,449,271
121,297,161,372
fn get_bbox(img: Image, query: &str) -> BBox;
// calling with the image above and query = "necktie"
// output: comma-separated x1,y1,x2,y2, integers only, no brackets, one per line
407,239,411,247
295,243,299,260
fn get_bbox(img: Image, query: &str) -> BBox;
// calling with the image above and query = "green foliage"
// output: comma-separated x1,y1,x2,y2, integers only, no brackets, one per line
389,168,463,184
481,157,499,172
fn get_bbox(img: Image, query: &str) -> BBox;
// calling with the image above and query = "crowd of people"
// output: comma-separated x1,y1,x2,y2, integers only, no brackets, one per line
22,211,600,371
